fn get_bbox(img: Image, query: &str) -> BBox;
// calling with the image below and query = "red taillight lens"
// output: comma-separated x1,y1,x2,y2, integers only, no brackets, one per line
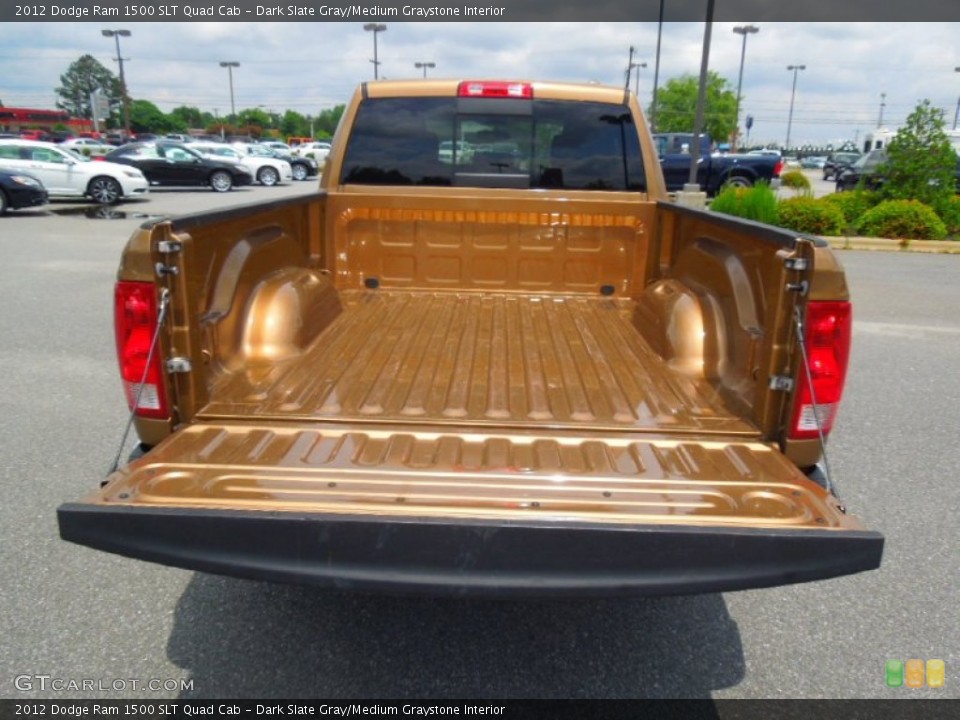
114,281,168,420
773,160,784,177
457,81,533,98
788,301,852,440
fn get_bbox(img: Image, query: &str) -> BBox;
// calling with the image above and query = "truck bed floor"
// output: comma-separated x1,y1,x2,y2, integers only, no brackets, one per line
201,291,755,435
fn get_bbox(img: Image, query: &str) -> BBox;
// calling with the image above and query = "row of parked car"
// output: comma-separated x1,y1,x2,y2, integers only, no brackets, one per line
0,137,329,214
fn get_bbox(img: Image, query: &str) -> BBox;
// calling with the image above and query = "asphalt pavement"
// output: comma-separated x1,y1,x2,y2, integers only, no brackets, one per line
0,180,957,700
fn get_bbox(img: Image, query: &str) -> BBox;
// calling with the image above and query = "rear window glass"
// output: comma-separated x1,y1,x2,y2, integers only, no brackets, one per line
340,97,646,191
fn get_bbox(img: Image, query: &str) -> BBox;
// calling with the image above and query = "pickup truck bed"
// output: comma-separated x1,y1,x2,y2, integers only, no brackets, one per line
58,79,882,596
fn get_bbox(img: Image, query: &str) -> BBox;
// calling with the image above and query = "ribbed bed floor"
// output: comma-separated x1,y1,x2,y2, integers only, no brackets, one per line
202,291,754,435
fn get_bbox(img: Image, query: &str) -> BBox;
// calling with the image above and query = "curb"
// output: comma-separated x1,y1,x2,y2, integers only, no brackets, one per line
824,237,960,254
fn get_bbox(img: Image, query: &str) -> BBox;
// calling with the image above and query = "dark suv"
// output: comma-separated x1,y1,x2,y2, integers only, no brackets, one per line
823,152,861,181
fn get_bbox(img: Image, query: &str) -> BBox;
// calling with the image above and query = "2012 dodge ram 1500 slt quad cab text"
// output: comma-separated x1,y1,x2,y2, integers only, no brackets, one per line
58,80,882,597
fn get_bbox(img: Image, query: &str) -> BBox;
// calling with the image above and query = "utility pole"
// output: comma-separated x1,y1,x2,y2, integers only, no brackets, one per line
102,29,132,138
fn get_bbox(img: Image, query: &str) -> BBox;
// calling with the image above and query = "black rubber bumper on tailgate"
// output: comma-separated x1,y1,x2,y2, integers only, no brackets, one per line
57,504,883,597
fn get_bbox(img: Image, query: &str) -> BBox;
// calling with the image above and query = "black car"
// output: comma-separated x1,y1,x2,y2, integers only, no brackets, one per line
0,168,48,214
104,141,254,192
835,150,887,192
822,151,861,180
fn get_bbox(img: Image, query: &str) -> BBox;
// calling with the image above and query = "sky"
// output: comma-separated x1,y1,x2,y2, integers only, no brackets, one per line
1,21,958,148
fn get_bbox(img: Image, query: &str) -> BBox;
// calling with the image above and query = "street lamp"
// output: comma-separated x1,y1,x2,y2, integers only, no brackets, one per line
650,0,664,132
954,67,960,130
219,61,240,121
629,61,647,100
364,23,387,80
785,64,806,151
732,24,759,151
415,61,435,78
101,29,131,139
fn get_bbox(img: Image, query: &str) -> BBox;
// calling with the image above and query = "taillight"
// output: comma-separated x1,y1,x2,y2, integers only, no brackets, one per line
788,301,852,440
114,281,168,420
457,81,533,98
773,160,784,177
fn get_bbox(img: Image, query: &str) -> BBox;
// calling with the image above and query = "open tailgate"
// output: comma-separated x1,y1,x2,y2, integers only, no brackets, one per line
59,422,882,597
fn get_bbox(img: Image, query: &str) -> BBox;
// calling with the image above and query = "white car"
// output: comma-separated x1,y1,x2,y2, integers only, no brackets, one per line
292,141,331,162
259,140,291,153
189,142,292,186
0,139,148,204
60,137,113,157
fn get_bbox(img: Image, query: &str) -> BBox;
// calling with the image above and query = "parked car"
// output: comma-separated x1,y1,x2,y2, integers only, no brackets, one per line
0,168,48,214
60,137,113,157
189,142,292,186
19,129,50,142
800,156,827,169
293,141,331,162
0,139,148,204
836,148,960,193
104,141,253,192
835,149,889,192
234,142,319,181
259,140,291,153
823,152,861,181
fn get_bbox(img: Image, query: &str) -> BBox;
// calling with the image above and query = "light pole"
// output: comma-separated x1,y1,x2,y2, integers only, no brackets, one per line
650,0,664,132
877,92,886,128
364,23,387,80
785,64,806,151
102,29,131,139
219,61,240,121
629,61,647,100
732,24,759,151
415,61,435,78
954,67,960,130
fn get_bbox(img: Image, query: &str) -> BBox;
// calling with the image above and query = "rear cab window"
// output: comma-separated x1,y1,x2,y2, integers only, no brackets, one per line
340,95,646,191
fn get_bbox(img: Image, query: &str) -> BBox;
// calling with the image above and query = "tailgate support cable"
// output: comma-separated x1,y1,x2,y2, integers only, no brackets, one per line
793,305,837,498
108,288,171,477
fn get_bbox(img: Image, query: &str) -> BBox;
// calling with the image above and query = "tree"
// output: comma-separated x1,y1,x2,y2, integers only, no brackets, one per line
648,71,738,144
169,105,213,130
880,100,956,208
314,105,346,139
128,99,182,134
55,55,121,121
279,109,309,138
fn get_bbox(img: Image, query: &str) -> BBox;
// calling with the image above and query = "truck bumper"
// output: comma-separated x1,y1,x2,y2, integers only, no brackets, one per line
57,503,883,598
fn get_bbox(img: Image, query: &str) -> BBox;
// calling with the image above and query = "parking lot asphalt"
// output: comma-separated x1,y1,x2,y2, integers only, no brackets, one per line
1,181,957,700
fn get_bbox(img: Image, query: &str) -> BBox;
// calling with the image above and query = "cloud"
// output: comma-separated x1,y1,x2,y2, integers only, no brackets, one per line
0,21,958,146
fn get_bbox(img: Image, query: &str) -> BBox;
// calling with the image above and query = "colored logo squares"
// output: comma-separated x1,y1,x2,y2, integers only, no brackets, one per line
886,659,945,688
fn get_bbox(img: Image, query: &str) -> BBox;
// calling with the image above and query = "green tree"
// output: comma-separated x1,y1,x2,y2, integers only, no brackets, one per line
169,105,213,130
314,104,346,139
279,109,309,138
880,100,956,208
648,71,738,144
55,55,121,121
128,99,183,134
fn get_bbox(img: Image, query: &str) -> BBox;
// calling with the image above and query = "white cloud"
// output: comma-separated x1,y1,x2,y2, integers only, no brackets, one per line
1,21,958,146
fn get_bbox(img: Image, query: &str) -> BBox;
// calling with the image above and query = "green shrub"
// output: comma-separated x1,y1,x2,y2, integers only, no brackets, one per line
933,195,960,237
821,189,881,226
856,199,947,240
777,197,846,236
779,170,811,193
710,181,779,225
